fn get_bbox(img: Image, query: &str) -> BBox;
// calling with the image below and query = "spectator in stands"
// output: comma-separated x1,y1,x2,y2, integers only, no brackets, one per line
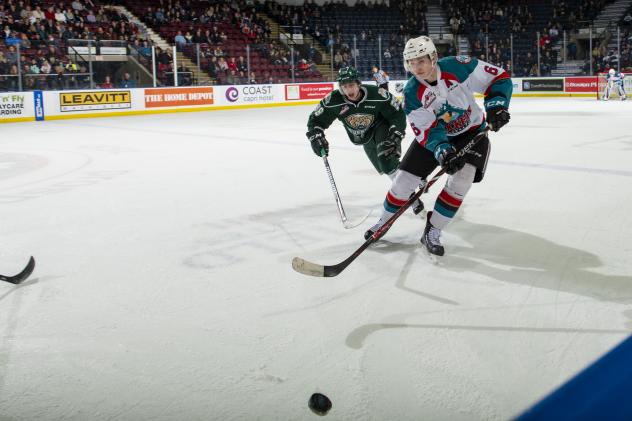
44,6,55,21
384,48,392,61
155,8,165,24
208,56,218,78
61,25,75,42
32,6,45,21
19,33,30,49
64,8,76,23
249,71,257,84
7,64,19,90
227,57,238,72
40,59,51,75
539,30,551,50
99,75,113,89
177,65,191,86
5,31,21,46
210,26,221,44
71,0,83,12
236,56,247,73
217,57,228,72
85,9,96,23
175,30,187,48
236,70,246,84
157,48,171,66
226,69,237,84
119,72,136,88
192,29,205,44
54,8,66,23
5,46,16,65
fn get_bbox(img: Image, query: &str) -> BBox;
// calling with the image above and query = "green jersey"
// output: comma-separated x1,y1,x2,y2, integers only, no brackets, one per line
307,85,406,145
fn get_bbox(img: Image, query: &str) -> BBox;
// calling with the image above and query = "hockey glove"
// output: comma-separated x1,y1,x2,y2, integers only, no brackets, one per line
306,128,329,157
486,108,510,132
378,128,404,159
435,143,465,175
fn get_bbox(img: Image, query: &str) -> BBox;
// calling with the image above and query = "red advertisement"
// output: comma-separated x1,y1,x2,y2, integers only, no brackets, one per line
565,77,598,93
285,83,334,100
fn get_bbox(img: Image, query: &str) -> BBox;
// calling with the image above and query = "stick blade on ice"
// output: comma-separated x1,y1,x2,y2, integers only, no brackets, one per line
0,256,36,285
292,257,325,277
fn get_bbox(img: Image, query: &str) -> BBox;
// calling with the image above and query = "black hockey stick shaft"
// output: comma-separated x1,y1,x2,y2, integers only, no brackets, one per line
293,129,489,277
322,169,445,276
0,256,36,285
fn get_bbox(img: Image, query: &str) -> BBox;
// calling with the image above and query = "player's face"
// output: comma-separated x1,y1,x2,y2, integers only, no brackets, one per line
341,82,361,101
408,56,436,81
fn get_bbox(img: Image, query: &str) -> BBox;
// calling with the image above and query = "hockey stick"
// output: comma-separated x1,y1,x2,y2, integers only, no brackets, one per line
322,155,370,229
293,129,489,277
0,256,36,285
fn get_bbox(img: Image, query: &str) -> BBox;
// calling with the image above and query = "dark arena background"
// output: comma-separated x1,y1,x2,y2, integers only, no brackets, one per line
1,0,632,420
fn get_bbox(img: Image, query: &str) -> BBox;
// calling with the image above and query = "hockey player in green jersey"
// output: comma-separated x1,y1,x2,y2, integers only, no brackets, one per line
306,66,423,213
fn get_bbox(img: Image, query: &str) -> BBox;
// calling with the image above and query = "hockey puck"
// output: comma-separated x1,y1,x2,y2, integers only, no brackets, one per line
308,393,332,416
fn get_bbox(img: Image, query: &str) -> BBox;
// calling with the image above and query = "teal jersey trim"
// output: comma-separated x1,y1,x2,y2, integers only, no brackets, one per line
437,56,479,82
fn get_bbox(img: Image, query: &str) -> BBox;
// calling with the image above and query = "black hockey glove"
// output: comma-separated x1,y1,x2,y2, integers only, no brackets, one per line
378,128,404,159
486,108,510,132
306,128,329,157
435,144,465,175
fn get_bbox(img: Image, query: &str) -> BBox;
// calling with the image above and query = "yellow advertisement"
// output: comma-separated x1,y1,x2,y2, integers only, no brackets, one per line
59,91,131,112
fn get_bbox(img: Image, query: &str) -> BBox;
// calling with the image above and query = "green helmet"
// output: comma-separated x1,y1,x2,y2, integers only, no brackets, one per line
337,66,360,85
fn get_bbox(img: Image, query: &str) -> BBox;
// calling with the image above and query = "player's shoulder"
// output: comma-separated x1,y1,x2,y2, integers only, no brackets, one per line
403,76,425,110
363,84,391,101
403,76,421,96
438,55,479,81
321,89,345,107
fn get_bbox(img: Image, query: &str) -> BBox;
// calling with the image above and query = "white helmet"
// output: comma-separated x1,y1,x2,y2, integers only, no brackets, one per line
609,68,616,75
403,36,437,72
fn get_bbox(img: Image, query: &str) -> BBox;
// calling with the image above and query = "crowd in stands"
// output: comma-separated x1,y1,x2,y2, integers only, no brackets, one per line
591,6,632,74
444,0,631,77
124,0,321,84
0,0,201,90
262,0,414,78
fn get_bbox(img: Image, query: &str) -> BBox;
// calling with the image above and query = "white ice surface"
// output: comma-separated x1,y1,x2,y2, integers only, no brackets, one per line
0,98,631,420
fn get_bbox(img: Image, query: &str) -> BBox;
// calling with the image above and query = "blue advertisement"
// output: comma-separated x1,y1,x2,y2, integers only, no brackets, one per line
34,90,44,121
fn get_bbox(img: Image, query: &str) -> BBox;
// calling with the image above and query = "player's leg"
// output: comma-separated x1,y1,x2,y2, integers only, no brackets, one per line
617,82,627,100
368,125,424,214
421,130,490,255
364,141,437,240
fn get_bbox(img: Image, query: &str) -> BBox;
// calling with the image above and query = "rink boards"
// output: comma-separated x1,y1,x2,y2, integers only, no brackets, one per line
0,76,603,123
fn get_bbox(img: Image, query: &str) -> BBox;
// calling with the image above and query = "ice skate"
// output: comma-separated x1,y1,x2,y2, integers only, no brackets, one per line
420,211,445,256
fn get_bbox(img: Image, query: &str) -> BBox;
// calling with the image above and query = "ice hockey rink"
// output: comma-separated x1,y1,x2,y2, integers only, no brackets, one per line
0,97,631,420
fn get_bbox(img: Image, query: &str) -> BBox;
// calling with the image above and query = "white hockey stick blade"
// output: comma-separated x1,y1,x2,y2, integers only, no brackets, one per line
292,257,325,277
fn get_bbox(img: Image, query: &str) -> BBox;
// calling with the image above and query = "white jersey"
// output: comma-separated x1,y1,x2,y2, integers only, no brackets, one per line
607,71,625,85
373,70,389,86
403,56,512,152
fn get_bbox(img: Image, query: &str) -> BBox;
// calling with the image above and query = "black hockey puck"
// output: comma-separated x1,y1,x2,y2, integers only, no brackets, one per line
308,392,332,416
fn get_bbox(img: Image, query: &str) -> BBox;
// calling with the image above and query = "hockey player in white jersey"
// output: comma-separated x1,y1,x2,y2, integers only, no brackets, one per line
364,35,513,256
603,68,627,101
